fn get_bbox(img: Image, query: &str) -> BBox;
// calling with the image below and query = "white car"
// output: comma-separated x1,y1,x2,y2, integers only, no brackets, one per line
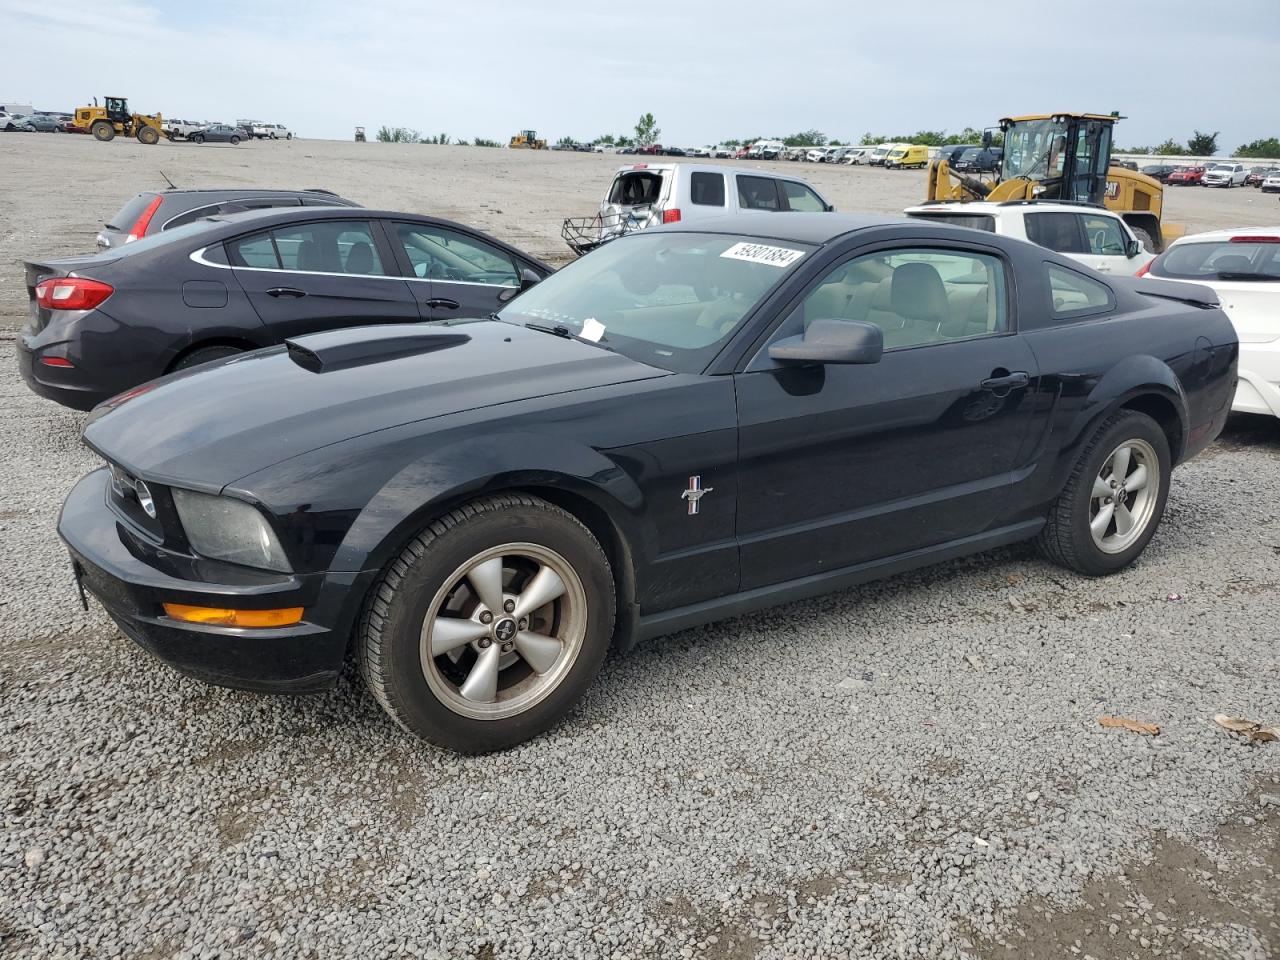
842,148,871,165
902,201,1156,275
1202,163,1247,188
1259,173,1280,194
1144,228,1280,417
712,145,733,159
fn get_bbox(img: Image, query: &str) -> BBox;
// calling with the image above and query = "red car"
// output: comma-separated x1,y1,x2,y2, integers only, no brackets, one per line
636,144,664,155
1166,166,1205,185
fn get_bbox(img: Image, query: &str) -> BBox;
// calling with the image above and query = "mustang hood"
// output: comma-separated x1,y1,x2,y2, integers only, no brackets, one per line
82,321,668,489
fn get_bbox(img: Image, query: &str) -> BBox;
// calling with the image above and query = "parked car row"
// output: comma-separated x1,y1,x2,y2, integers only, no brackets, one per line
23,182,1241,753
1,110,70,132
1143,161,1277,188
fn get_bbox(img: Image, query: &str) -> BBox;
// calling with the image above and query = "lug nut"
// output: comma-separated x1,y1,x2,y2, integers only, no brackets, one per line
503,599,516,613
479,611,493,624
518,618,528,630
501,642,514,653
478,637,492,648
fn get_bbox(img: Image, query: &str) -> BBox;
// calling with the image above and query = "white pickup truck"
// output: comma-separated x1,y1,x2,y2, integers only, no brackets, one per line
251,122,292,140
903,200,1157,275
163,119,206,141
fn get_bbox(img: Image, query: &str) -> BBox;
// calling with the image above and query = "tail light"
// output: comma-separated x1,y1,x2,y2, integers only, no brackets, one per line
35,277,115,311
1134,260,1153,278
1230,235,1280,244
40,356,74,368
126,194,164,242
661,209,682,224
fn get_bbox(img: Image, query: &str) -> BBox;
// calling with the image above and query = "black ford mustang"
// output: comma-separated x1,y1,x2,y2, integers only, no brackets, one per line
58,214,1238,752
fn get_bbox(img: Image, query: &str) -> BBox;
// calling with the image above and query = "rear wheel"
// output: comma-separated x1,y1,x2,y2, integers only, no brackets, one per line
1036,411,1171,575
230,135,241,145
136,125,159,145
192,133,205,144
91,121,115,142
359,494,615,753
170,344,245,371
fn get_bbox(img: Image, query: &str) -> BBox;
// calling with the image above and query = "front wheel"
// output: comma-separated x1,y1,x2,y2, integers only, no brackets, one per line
359,494,616,753
1036,411,1171,575
192,134,205,144
137,125,159,145
91,120,115,142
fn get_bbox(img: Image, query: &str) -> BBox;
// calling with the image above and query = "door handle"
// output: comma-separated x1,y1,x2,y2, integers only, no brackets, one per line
266,287,306,299
426,298,460,310
980,371,1030,392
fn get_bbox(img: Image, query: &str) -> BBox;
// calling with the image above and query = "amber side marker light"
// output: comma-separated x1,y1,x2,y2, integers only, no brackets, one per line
163,604,304,628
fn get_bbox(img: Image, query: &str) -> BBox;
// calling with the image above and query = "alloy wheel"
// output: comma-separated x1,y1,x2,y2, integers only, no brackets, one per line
420,542,587,720
1089,438,1160,554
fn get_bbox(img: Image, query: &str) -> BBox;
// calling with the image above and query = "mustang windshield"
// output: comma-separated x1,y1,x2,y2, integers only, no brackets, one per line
498,232,814,373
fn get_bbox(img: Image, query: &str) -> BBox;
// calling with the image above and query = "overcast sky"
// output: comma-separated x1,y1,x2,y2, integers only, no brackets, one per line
3,0,1278,153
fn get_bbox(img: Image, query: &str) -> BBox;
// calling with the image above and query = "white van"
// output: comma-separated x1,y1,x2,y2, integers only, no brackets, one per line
868,142,905,166
561,163,834,254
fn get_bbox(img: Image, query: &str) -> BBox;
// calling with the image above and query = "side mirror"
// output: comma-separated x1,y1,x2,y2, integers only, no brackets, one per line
498,268,542,303
768,319,883,365
1125,238,1142,258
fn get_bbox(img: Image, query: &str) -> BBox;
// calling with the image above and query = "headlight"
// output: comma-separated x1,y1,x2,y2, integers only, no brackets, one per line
171,489,292,572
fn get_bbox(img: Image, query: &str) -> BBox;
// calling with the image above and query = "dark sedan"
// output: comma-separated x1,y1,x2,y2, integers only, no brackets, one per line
58,214,1237,752
190,124,243,144
18,208,552,409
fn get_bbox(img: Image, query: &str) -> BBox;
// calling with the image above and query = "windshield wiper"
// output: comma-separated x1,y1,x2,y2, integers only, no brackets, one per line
1216,272,1278,281
524,321,574,338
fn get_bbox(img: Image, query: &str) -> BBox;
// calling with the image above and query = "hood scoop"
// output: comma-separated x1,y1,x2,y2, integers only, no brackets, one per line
285,325,471,373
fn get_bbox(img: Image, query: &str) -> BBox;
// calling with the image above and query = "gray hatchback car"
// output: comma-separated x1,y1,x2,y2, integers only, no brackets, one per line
95,188,358,250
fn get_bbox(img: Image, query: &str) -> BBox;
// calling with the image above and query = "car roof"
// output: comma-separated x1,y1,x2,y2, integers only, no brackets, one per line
1170,226,1280,245
652,212,901,244
612,162,818,183
149,188,346,199
903,201,1112,216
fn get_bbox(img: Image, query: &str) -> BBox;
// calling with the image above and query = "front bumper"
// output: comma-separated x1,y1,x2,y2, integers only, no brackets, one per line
1233,340,1280,418
58,468,368,692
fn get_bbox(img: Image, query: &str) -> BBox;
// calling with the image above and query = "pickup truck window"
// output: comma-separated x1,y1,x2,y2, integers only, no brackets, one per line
1081,215,1127,256
1048,263,1112,318
737,176,781,211
781,181,826,212
690,172,725,206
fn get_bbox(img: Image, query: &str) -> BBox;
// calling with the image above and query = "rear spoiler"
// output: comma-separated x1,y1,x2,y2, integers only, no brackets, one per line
1119,276,1221,309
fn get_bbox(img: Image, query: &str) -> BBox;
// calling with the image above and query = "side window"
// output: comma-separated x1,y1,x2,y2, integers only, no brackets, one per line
737,175,781,211
396,224,518,286
229,231,280,268
1047,263,1113,318
1025,213,1084,253
1080,215,1127,256
790,247,1007,352
164,204,221,231
689,172,725,206
228,221,386,275
780,181,826,212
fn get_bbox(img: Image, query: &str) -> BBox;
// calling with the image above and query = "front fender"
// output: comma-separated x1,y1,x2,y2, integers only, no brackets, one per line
332,432,646,574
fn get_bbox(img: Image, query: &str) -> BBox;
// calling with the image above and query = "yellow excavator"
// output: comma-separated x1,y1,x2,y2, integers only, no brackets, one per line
925,112,1183,252
72,96,163,144
509,129,547,150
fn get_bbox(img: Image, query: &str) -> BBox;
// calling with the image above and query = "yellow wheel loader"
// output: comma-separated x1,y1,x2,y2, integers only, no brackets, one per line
509,129,547,150
925,113,1183,252
72,96,164,145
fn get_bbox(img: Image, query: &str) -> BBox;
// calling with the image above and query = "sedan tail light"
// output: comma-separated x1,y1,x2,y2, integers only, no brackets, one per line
1134,260,1153,278
661,208,682,224
35,277,115,311
126,194,164,242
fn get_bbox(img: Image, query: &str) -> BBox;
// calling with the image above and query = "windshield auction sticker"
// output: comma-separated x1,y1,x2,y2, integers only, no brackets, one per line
719,242,806,268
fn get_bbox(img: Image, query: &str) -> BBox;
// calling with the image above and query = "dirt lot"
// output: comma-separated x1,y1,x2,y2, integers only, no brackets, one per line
1,136,1278,960
3,136,1279,330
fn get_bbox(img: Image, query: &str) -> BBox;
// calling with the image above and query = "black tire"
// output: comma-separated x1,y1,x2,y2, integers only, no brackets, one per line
1036,410,1171,576
359,494,616,753
192,133,205,144
91,120,115,142
230,135,240,145
137,125,159,145
1129,225,1156,253
170,344,245,371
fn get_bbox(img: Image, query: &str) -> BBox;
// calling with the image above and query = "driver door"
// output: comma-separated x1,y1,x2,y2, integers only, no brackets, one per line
388,221,522,320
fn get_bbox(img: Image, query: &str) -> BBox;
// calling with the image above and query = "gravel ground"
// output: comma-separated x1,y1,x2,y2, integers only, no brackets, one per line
1,136,1279,959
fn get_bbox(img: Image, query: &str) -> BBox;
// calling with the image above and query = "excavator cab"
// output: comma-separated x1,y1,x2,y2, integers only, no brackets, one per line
999,114,1113,205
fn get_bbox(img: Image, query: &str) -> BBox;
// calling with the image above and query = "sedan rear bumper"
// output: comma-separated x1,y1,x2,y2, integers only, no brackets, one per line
15,337,104,411
58,468,366,692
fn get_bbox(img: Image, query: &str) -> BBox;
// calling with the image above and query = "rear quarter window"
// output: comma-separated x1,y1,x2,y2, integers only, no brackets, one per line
106,193,160,231
689,172,725,206
1153,241,1280,281
1047,263,1113,319
908,213,995,232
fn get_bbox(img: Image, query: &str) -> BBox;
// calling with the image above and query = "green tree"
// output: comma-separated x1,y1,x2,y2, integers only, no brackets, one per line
1236,137,1280,158
376,126,421,143
1154,138,1186,156
472,137,500,148
634,112,660,147
1186,130,1219,155
782,129,827,147
595,133,616,146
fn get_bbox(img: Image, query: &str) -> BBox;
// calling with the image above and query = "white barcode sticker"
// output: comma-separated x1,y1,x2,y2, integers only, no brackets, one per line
719,242,805,268
580,317,606,342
